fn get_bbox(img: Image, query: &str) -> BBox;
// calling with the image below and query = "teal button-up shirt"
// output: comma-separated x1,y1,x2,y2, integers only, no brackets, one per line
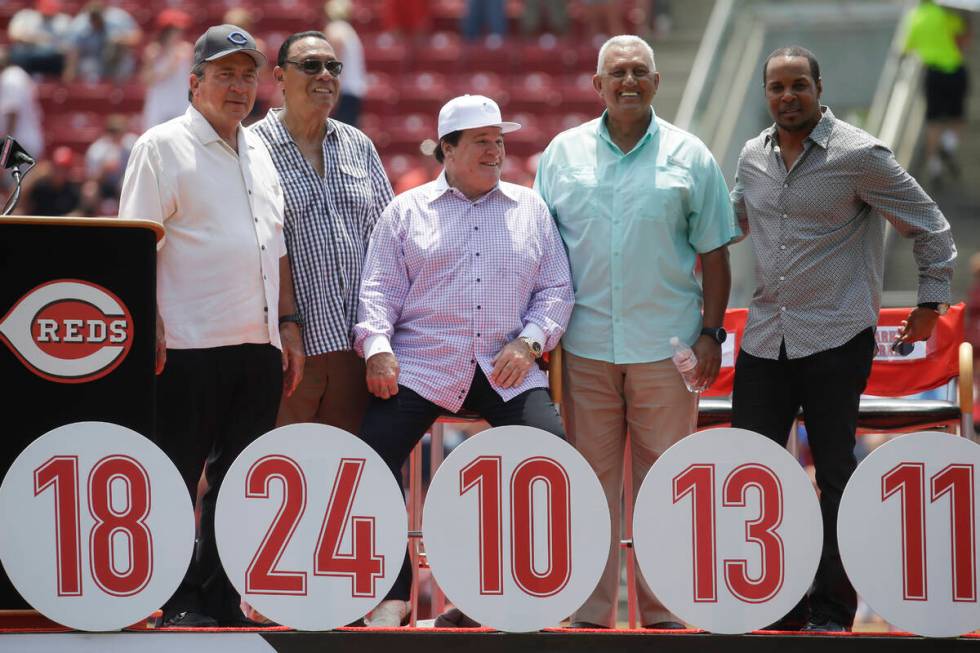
535,108,739,364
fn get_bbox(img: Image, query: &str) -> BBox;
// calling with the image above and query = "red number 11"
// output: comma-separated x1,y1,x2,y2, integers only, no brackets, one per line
882,463,976,602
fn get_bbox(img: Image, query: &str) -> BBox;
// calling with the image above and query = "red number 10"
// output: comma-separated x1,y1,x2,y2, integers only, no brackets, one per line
34,455,154,597
882,463,976,602
672,463,785,604
460,456,571,597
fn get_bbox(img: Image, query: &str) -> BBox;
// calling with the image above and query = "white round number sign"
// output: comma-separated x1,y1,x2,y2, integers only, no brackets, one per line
838,432,980,638
422,426,610,632
633,427,823,633
0,421,195,631
215,423,407,631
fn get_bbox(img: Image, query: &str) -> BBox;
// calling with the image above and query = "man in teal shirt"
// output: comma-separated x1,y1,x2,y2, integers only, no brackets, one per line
535,34,737,629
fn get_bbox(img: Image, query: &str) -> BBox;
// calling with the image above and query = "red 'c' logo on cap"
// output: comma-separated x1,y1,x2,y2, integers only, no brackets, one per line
0,280,134,384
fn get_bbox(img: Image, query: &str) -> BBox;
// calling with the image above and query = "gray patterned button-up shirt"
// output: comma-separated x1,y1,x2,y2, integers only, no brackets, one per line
731,107,956,360
251,109,394,356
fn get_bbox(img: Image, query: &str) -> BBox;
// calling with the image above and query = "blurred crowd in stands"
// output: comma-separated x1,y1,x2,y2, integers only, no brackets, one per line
0,0,674,217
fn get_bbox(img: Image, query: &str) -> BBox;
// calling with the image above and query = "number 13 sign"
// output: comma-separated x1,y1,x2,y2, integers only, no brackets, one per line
0,422,195,631
633,428,823,633
838,432,980,638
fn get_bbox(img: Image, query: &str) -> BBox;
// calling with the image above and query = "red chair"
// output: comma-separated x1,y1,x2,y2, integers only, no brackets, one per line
853,305,973,436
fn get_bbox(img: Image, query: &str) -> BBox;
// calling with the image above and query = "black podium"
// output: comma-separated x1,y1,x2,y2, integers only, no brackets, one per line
0,216,162,608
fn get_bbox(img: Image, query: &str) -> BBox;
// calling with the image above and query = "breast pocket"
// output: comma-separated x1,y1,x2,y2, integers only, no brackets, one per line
555,165,604,223
633,162,690,223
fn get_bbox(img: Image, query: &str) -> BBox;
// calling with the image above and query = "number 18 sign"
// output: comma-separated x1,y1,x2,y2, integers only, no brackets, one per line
0,422,195,631
838,432,980,638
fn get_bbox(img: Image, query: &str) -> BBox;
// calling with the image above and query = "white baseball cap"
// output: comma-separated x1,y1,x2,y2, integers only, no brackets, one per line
437,95,522,139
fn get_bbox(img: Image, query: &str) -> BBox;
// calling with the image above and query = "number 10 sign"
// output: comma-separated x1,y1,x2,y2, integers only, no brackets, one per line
422,426,610,632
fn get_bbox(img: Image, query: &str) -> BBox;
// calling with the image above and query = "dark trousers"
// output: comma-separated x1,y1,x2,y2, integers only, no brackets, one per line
360,366,565,602
732,328,875,627
155,343,282,623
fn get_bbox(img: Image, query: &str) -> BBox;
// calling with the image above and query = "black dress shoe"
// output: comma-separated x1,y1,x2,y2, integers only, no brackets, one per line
434,608,481,628
220,616,277,628
162,611,219,628
567,621,609,629
643,621,687,630
802,619,849,632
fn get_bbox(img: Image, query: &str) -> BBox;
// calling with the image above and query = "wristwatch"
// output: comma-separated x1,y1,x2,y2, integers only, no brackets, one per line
917,302,950,315
700,327,727,344
278,313,304,327
518,336,542,359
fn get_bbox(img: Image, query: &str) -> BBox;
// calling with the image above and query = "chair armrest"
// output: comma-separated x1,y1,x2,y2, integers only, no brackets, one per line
548,342,563,406
960,341,973,428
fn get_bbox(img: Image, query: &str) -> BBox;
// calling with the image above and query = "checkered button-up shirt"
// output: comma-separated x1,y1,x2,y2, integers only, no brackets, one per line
731,107,956,360
251,109,394,356
354,172,574,412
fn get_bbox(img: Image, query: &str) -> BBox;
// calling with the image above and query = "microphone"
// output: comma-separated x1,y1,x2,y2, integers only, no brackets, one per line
0,136,36,170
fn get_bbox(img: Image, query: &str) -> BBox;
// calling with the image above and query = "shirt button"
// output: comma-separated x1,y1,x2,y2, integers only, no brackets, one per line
781,306,787,312
782,213,787,219
476,332,481,337
263,275,267,280
471,359,475,364
248,189,252,195
477,305,481,310
783,183,788,188
474,226,479,231
263,306,268,312
476,278,481,282
613,251,620,257
475,252,480,257
779,276,785,281
254,218,258,223
261,245,266,250
779,245,786,250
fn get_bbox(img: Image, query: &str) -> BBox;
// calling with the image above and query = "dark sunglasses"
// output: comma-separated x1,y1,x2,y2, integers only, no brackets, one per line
285,58,343,76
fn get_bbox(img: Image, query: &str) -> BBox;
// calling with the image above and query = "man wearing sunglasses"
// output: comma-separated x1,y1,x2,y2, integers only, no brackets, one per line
119,24,304,627
252,31,393,438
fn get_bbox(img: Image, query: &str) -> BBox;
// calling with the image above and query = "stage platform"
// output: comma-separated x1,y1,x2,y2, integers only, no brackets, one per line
1,625,979,652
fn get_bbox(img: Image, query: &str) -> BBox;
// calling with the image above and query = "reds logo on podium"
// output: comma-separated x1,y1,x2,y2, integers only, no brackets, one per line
0,279,133,383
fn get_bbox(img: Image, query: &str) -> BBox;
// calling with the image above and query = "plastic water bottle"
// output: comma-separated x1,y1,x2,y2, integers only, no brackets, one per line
670,337,701,393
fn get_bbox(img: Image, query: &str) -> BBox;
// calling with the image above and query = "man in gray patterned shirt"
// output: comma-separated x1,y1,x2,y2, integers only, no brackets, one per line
252,31,393,433
731,46,956,632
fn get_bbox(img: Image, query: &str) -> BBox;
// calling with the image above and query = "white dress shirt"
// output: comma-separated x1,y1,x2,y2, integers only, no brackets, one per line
119,105,287,350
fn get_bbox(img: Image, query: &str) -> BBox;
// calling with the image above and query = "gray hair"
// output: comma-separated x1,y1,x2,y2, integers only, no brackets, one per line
596,35,656,74
187,61,207,102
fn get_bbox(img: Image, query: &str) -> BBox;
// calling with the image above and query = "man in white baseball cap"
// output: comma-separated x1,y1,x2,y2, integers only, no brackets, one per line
353,94,574,626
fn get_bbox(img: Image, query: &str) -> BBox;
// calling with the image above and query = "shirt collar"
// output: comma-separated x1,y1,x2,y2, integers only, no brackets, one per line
596,106,659,152
185,105,253,151
427,169,518,204
264,107,336,145
764,105,835,150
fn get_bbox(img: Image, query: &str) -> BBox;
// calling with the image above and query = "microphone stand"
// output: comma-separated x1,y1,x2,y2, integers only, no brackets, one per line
1,162,34,216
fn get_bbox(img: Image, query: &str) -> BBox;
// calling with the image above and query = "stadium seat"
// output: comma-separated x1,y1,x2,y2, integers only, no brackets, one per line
397,72,451,115
413,31,463,75
505,72,561,113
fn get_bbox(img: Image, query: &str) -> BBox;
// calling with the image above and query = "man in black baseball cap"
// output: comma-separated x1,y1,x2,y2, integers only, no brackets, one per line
119,23,304,628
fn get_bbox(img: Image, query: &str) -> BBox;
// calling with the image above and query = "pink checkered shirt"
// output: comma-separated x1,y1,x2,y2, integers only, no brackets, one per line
354,172,573,412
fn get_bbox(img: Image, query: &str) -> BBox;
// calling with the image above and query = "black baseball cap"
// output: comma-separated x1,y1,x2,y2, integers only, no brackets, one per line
193,24,266,67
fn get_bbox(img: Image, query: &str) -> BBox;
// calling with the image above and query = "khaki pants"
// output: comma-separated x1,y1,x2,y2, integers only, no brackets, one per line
563,351,697,627
276,350,369,434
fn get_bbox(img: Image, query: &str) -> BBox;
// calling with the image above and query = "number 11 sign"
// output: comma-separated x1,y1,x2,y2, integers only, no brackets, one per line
838,432,980,638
